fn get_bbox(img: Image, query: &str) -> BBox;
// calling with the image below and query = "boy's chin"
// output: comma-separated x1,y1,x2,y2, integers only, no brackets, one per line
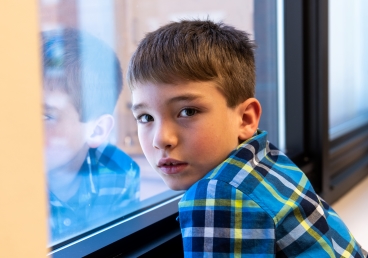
163,179,192,191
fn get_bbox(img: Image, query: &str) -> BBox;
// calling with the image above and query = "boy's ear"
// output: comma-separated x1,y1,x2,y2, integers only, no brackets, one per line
86,114,115,148
237,98,262,142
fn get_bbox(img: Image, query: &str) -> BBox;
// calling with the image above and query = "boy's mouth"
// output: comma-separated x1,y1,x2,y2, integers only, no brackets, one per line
158,158,188,175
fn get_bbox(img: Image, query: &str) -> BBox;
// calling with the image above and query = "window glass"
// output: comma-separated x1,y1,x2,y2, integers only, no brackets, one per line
39,0,281,246
329,0,368,139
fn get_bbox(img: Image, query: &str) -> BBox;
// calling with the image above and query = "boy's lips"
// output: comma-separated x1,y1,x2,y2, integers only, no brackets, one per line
157,158,188,175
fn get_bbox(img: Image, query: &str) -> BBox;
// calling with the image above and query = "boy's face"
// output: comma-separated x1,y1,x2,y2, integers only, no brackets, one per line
43,89,90,175
131,81,242,190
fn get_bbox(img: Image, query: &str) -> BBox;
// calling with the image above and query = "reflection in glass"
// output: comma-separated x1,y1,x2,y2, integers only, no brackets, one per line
42,29,140,244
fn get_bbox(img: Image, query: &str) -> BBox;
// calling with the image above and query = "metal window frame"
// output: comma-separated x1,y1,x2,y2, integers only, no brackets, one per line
49,194,183,258
285,0,368,204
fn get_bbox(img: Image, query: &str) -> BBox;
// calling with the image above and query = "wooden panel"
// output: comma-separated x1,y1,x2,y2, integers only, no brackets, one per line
0,0,48,257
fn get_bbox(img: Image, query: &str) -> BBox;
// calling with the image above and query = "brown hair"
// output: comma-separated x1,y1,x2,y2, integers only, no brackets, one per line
42,28,123,122
127,19,256,107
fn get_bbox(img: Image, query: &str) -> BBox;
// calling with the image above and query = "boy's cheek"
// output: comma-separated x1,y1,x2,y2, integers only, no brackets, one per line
44,138,72,160
44,130,82,171
44,126,70,151
44,149,71,172
137,131,152,154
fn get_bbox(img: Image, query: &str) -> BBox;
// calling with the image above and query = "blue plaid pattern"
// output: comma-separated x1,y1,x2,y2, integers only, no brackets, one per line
179,130,367,257
49,144,140,244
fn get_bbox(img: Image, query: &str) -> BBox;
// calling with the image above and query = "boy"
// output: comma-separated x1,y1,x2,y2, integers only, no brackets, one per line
128,20,367,257
42,28,139,243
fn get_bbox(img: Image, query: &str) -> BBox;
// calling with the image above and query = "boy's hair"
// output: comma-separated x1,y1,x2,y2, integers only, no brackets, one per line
42,28,122,122
127,19,256,107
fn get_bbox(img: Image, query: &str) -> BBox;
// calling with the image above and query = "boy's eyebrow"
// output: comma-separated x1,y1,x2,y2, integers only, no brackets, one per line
131,93,203,112
43,104,58,111
166,94,203,104
131,103,147,112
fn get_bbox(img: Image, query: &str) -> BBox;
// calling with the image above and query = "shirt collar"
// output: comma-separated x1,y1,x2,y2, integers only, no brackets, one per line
205,129,269,180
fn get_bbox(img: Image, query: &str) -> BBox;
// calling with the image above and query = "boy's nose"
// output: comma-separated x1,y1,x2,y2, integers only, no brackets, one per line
152,123,178,150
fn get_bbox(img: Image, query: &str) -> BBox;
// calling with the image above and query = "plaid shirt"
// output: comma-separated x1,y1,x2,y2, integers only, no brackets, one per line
179,130,367,257
49,144,140,244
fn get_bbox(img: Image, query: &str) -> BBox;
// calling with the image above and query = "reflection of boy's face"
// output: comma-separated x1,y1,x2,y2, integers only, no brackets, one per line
43,89,90,174
131,81,243,191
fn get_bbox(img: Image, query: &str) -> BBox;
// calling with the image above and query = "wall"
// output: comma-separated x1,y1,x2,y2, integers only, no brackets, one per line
0,0,48,256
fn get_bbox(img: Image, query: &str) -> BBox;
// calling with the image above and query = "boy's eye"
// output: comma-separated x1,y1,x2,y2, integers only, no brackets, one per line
179,108,198,117
43,114,53,121
137,114,154,123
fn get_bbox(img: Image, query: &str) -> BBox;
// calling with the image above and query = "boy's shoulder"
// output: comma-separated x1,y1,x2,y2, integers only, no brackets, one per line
92,144,140,177
87,144,140,202
181,130,309,213
49,144,140,242
179,130,368,257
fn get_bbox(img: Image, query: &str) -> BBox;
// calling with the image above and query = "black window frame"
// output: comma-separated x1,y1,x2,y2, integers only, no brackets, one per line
285,0,368,205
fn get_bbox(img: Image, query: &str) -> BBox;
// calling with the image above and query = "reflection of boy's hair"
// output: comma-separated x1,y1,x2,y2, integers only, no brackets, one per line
42,28,122,121
127,20,256,106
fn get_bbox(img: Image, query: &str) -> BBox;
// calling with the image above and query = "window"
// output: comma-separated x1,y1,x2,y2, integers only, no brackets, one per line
325,0,368,203
37,0,284,256
328,0,368,139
